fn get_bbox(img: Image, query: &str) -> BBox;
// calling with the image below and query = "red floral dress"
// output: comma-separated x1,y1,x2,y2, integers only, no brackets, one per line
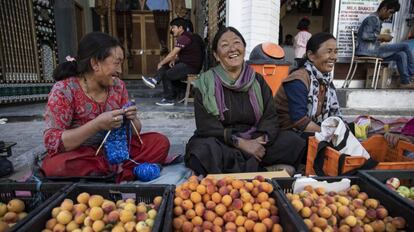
41,77,169,182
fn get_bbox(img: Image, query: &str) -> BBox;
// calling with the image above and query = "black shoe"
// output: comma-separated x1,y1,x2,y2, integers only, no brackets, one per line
155,98,175,106
142,76,157,89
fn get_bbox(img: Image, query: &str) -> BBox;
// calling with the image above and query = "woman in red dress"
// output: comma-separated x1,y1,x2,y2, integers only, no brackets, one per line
41,32,170,182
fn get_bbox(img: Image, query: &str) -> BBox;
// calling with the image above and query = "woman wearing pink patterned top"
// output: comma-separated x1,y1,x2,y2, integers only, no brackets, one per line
294,17,312,59
41,32,170,182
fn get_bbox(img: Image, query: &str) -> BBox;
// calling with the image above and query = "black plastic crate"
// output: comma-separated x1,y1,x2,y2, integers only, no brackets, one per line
44,172,116,182
272,176,414,231
18,183,172,232
162,185,175,232
358,169,414,211
162,179,306,232
0,182,71,232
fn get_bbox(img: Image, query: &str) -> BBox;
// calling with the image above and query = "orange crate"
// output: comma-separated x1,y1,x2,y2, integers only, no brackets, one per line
306,135,414,176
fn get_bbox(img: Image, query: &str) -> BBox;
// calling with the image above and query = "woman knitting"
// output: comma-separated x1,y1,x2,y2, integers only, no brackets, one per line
41,32,170,182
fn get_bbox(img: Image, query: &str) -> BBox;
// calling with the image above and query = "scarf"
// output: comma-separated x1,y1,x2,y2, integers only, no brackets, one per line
304,61,341,124
195,63,264,136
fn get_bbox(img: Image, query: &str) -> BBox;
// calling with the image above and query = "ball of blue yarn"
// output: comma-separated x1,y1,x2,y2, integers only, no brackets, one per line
133,163,161,182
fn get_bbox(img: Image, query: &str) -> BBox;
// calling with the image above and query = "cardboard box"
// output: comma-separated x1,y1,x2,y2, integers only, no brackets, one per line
207,170,290,180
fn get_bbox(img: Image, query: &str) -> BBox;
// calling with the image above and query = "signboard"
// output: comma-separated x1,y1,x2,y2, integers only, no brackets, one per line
336,0,380,61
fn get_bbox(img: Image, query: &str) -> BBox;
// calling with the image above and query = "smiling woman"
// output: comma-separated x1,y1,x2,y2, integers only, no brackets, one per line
41,32,170,182
184,27,306,176
274,32,342,136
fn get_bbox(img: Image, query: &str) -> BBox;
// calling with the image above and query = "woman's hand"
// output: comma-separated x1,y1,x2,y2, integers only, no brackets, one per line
123,105,138,121
238,138,266,161
95,109,125,131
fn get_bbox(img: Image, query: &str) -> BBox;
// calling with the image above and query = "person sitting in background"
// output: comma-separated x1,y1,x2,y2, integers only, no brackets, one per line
356,0,414,88
294,17,312,59
142,17,204,106
275,32,342,138
42,32,169,182
282,34,295,66
185,27,306,176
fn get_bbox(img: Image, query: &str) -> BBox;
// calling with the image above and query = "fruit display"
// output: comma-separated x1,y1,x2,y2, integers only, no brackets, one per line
285,184,408,231
0,199,27,232
172,175,283,232
385,177,414,202
40,192,163,232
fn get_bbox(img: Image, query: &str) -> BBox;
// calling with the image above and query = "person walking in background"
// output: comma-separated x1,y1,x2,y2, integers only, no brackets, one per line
356,0,414,88
294,17,312,59
142,17,204,106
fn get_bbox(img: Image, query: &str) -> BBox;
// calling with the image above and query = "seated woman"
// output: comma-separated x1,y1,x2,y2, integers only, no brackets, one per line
275,32,342,137
185,27,306,176
384,117,414,158
41,32,170,182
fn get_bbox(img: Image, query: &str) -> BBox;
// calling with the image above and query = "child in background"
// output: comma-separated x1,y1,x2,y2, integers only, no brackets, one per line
294,17,312,59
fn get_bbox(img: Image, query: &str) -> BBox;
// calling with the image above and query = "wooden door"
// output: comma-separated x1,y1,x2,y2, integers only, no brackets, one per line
130,12,161,76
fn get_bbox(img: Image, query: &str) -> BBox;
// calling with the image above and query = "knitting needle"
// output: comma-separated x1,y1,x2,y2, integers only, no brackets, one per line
130,121,143,145
95,130,111,156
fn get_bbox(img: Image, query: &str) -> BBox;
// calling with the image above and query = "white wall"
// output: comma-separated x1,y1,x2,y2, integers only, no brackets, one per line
227,0,280,58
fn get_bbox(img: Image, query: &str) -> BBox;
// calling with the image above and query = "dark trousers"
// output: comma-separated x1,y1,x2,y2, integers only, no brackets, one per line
154,63,199,100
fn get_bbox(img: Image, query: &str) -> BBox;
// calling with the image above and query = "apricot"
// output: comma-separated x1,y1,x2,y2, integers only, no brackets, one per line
211,225,222,232
366,208,377,220
185,209,196,219
188,182,198,191
202,194,211,204
272,224,283,232
245,182,254,192
338,224,351,232
337,205,350,218
195,204,205,217
301,206,312,218
344,215,357,227
119,209,134,223
181,199,194,210
269,205,278,215
291,199,304,212
179,189,191,200
195,184,206,195
89,207,104,221
223,211,237,222
53,223,66,232
244,219,255,231
303,218,313,230
136,203,147,213
136,212,148,222
242,202,253,214
83,216,93,227
190,192,202,204
230,198,243,210
147,209,157,219
55,210,72,225
211,192,222,204
7,199,25,213
251,187,260,197
391,216,406,229
111,226,125,232
257,208,270,221
235,215,246,226
73,203,87,214
203,210,216,222
364,199,379,209
241,192,252,203
237,226,247,232
314,217,328,230
370,220,385,232
173,206,183,216
45,218,58,229
101,200,116,213
66,221,79,231
217,179,227,188
214,203,226,216
318,206,332,219
253,222,267,232
225,222,237,231
202,221,214,230
204,201,215,210
124,221,137,232
229,189,240,199
232,180,244,190
363,224,374,232
221,195,232,207
247,210,259,221
74,212,86,224
76,192,90,205
218,186,229,196
213,216,224,227
357,192,368,201
88,195,104,208
59,199,73,212
206,184,216,195
353,208,366,219
376,207,388,219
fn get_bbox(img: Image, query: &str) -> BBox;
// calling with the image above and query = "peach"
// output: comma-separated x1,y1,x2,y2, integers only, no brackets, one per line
324,195,335,205
221,195,232,207
136,203,147,213
83,216,93,227
337,196,350,206
347,188,359,198
231,198,243,210
314,198,327,208
101,200,116,213
251,187,260,197
237,226,247,232
363,224,374,232
205,201,216,210
253,222,267,232
185,209,196,220
245,182,254,191
202,221,214,230
244,219,255,231
188,181,198,191
66,221,79,231
195,204,205,217
327,204,337,215
52,223,66,232
203,210,216,222
364,199,379,209
229,189,240,199
214,203,226,216
232,180,244,190
254,175,265,182
173,206,183,216
338,225,351,232
88,195,104,208
136,211,148,222
76,192,90,205
211,192,222,204
202,194,211,204
2,212,18,224
256,192,269,203
106,210,120,223
302,197,313,207
217,179,227,188
327,215,337,227
46,218,58,229
73,203,87,214
344,215,357,227
314,187,326,196
60,199,73,211
56,210,72,225
370,220,385,232
253,203,261,212
366,208,377,220
218,186,229,196
190,192,202,204
241,192,252,203
235,215,246,226
74,212,86,224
